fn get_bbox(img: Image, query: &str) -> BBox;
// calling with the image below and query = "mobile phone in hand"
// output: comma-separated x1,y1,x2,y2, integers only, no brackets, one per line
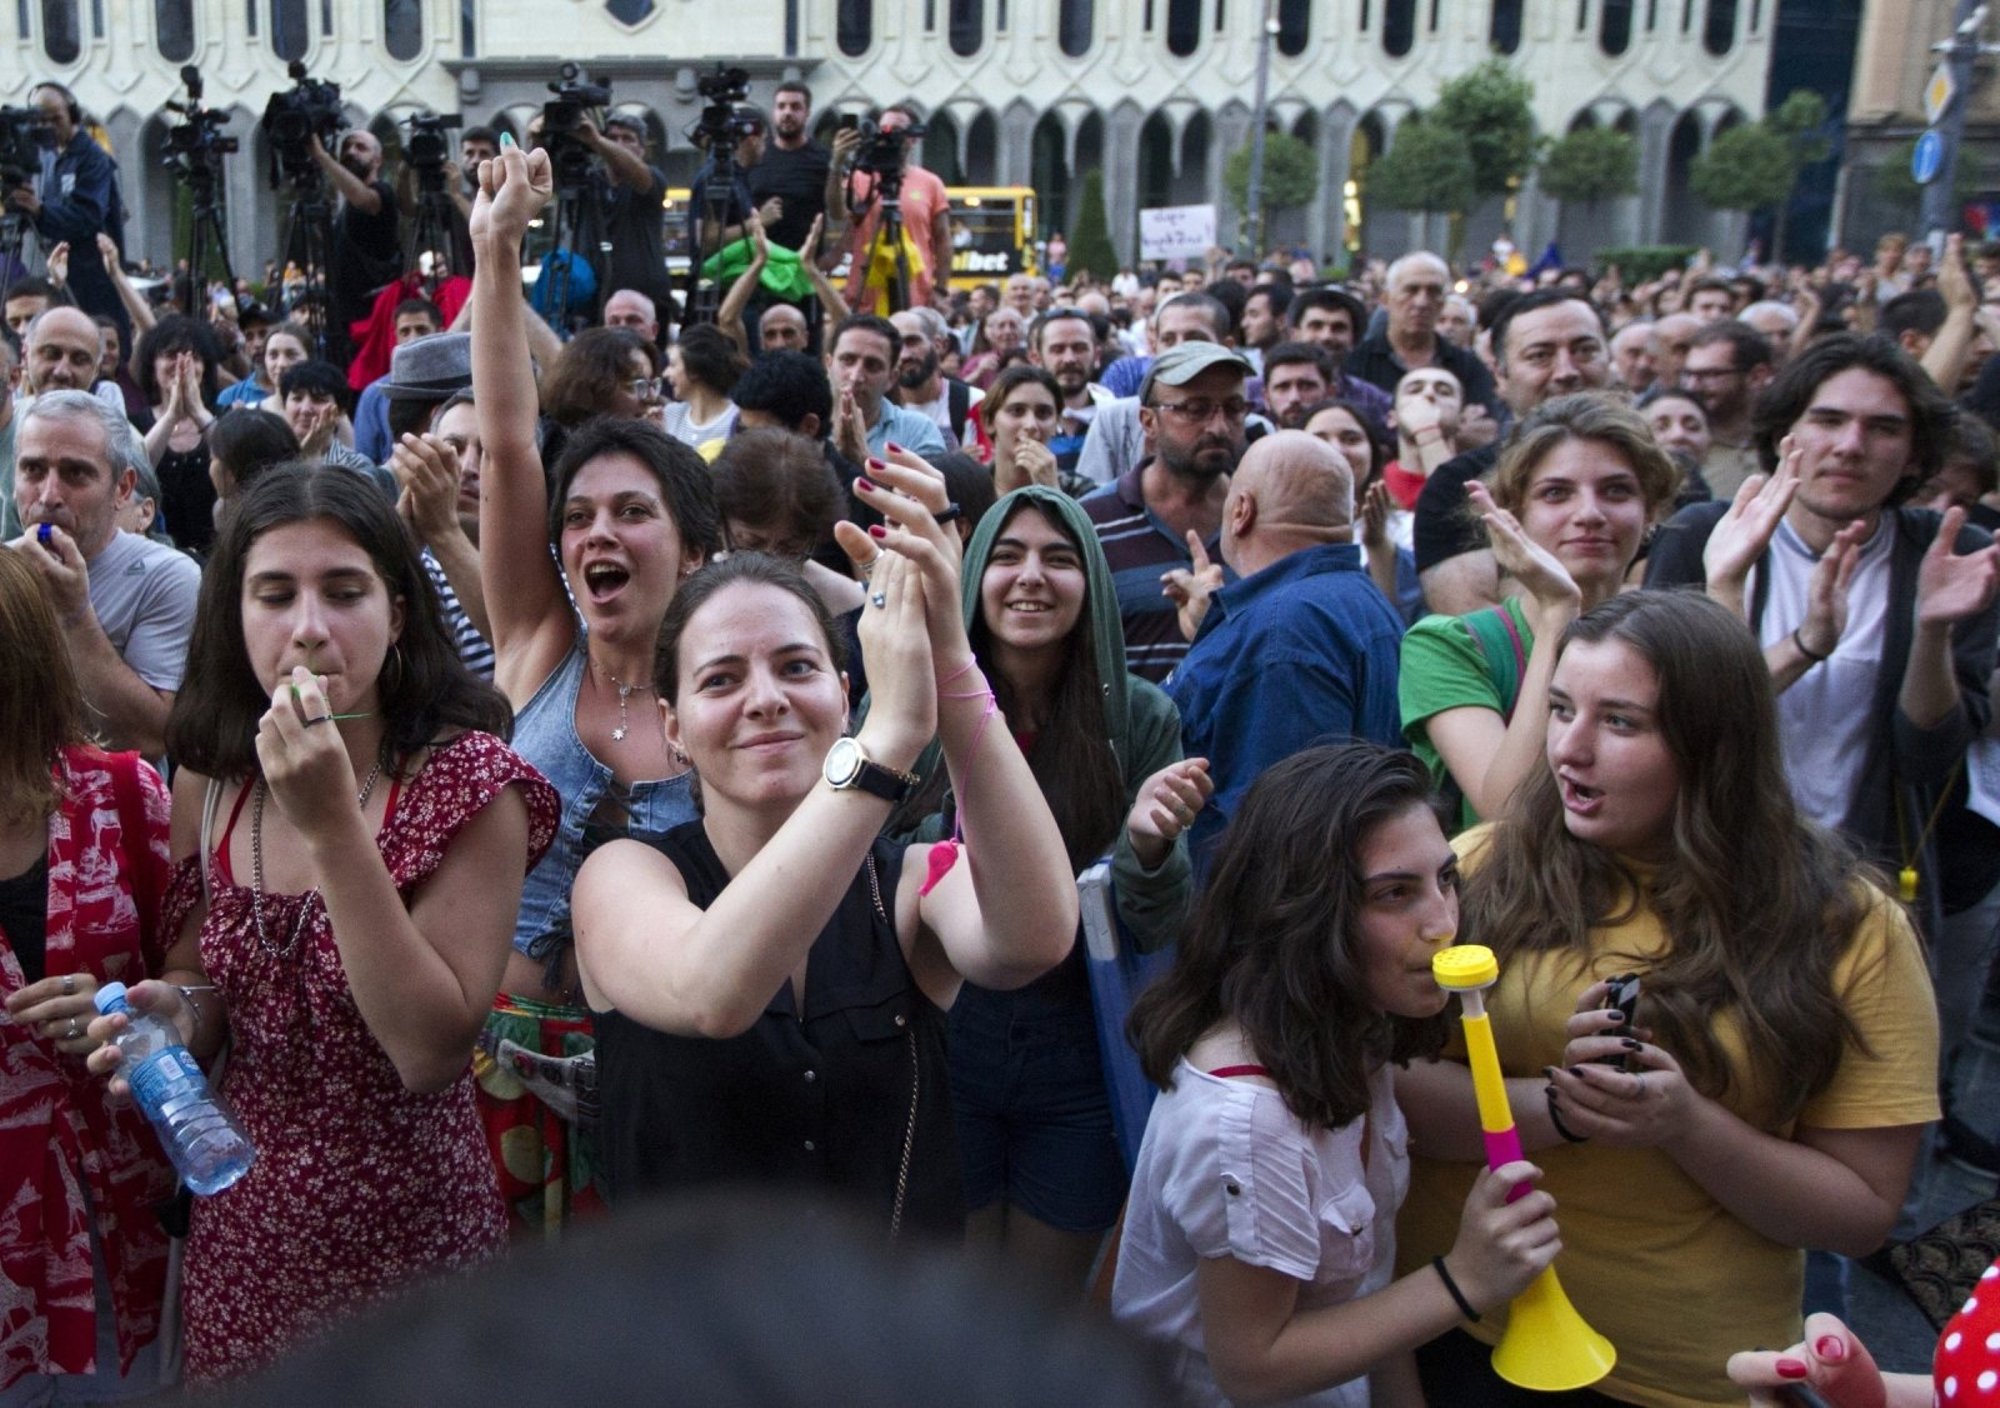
1596,975,1641,1072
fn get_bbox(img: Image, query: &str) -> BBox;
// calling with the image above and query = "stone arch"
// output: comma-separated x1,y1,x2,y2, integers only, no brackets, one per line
1138,108,1175,214
965,108,999,186
1032,109,1069,235
1172,108,1211,207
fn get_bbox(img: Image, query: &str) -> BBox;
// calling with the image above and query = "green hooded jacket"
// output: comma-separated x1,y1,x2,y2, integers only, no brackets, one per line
894,485,1193,953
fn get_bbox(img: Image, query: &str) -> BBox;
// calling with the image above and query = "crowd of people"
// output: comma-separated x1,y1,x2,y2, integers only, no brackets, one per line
3,71,2000,1408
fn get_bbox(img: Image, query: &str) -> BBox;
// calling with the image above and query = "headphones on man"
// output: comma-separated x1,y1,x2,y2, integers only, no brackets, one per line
30,82,82,127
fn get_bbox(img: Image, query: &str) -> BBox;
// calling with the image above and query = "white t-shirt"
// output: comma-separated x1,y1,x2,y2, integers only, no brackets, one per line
1113,1059,1408,1408
661,400,738,451
1754,516,1896,834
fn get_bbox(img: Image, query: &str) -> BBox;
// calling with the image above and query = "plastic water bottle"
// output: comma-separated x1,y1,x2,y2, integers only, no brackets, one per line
93,981,255,1195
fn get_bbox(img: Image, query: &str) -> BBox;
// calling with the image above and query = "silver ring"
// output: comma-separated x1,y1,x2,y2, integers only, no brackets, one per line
61,974,74,996
870,592,887,609
67,1017,82,1040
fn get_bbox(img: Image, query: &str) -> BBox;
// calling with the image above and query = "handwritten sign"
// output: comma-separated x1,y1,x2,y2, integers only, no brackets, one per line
1140,204,1216,261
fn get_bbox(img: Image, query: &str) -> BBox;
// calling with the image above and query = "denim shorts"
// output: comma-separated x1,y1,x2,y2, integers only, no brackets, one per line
947,985,1129,1235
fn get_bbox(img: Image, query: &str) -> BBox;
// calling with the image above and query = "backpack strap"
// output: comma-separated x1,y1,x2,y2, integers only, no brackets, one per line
1461,604,1530,724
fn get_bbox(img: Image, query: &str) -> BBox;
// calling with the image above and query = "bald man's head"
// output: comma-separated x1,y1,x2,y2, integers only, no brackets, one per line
1221,430,1355,576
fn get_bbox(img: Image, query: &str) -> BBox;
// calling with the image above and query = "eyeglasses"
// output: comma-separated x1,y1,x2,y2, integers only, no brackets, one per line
1151,397,1249,424
627,377,664,401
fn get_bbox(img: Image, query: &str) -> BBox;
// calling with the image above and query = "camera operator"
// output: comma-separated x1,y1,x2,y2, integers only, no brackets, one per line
310,126,402,368
748,82,851,255
689,106,766,256
571,112,672,321
6,84,130,351
838,105,951,315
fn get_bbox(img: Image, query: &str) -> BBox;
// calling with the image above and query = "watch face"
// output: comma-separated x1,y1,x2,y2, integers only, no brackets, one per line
825,736,863,787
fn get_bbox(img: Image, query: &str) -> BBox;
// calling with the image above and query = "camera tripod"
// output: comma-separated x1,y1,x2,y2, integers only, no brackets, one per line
853,163,914,315
177,161,238,319
682,140,741,328
277,168,336,357
405,167,465,296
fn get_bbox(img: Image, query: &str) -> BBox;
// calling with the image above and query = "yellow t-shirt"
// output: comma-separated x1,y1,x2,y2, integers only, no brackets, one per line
1397,828,1940,1407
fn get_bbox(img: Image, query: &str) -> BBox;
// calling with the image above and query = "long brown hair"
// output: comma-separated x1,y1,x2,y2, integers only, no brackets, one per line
0,550,87,825
1463,591,1868,1122
1129,744,1449,1130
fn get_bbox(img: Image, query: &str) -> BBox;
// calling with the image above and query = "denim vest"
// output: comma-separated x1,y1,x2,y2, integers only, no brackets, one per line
510,638,698,959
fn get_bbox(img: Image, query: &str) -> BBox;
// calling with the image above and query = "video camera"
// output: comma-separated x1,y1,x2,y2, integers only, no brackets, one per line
541,63,612,191
850,112,924,185
688,65,759,152
262,60,345,188
404,110,461,194
163,65,238,193
0,103,56,190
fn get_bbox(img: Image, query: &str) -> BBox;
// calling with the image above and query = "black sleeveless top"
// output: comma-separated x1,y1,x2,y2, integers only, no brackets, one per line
594,821,965,1237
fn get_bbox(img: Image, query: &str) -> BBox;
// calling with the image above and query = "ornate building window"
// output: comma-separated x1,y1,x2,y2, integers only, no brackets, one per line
271,0,307,58
1489,0,1521,50
1382,0,1414,55
1702,0,1734,52
948,0,980,53
156,0,194,58
1599,0,1631,52
1165,0,1199,54
837,0,871,54
384,0,421,55
1058,0,1091,55
42,0,80,61
1276,0,1308,54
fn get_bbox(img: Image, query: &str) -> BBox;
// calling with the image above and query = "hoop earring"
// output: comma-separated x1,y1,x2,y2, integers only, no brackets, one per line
380,641,407,700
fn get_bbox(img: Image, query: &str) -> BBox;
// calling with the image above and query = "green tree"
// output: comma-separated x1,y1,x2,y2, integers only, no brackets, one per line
1431,59,1545,205
1066,167,1119,282
1223,130,1320,248
1689,91,1835,258
1689,122,1798,242
1365,119,1476,259
1538,125,1639,209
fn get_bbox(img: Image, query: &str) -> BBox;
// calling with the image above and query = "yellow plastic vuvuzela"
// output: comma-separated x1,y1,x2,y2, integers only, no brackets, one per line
1433,946,1617,1392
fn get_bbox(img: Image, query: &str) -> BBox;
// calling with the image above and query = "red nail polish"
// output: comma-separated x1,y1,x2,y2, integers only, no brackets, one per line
866,456,886,469
856,477,876,493
1814,1336,1846,1363
1774,1358,1809,1380
868,525,887,540
886,441,902,453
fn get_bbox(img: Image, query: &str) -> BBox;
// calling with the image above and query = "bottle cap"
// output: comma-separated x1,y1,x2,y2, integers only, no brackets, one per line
1432,946,1499,991
92,981,130,1015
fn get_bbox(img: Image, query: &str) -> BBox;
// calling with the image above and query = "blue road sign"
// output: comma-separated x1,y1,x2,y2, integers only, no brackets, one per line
1913,129,1945,185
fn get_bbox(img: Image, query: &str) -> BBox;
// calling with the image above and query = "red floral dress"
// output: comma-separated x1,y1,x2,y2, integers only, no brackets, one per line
158,732,557,1383
0,748,176,1391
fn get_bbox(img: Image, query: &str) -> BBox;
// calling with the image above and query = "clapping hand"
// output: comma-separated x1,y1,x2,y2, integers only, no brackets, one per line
1704,437,1801,615
392,432,466,548
45,240,69,288
1469,480,1580,618
1916,504,2000,629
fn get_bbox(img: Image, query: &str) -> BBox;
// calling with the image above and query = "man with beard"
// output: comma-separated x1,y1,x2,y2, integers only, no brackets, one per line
889,307,980,450
1029,306,1113,474
1259,342,1335,430
1680,319,1773,500
748,82,851,255
824,313,948,463
5,84,128,352
313,127,403,369
1081,341,1251,682
1166,431,1405,858
1281,286,1393,430
1237,283,1289,374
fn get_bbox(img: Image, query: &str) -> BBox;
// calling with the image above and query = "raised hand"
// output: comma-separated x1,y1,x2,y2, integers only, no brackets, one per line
1798,516,1869,659
257,666,373,838
799,212,825,267
391,432,465,548
1469,480,1579,614
1704,437,1801,611
470,139,552,247
1916,504,2000,628
45,240,69,288
1126,757,1214,869
848,447,970,668
1160,529,1223,642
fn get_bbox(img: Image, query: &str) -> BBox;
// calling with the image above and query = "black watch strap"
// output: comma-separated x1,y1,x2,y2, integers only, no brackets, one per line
850,758,916,803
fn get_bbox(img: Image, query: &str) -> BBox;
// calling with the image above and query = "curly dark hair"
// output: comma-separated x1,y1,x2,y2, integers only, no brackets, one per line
134,314,224,407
